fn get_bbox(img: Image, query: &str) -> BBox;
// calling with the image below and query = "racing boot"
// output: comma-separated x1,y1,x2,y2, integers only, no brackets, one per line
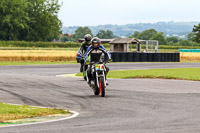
80,65,83,72
106,79,109,86
90,80,95,88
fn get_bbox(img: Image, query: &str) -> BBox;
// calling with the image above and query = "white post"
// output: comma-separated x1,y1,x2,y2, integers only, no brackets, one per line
146,40,149,52
156,41,159,53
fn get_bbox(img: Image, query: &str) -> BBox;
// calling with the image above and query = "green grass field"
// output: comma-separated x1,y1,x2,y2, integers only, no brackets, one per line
0,103,69,122
76,68,200,81
107,68,200,81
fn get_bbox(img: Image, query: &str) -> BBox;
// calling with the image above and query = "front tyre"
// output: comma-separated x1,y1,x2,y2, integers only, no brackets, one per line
99,76,105,97
94,88,100,95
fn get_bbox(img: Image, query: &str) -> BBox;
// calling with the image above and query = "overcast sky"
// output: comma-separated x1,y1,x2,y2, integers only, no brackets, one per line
58,0,200,27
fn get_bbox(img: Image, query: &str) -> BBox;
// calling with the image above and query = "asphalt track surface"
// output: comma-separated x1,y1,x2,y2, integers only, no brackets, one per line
0,63,200,133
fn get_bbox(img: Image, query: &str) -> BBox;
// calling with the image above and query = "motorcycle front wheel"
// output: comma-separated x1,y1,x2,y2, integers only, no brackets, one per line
94,88,100,95
99,76,105,97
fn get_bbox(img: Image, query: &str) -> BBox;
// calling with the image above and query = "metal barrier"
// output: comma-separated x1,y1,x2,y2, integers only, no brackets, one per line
110,52,180,62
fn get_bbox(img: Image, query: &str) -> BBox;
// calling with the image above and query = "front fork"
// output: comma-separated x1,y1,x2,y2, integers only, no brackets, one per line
96,71,106,89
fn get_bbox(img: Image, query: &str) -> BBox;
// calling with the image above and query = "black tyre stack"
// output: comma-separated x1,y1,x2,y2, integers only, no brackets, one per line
111,52,180,62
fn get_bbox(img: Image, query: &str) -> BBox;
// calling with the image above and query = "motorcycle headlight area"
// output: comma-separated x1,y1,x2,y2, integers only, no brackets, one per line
95,64,104,70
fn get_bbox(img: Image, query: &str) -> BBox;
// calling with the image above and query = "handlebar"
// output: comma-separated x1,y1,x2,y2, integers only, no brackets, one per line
84,58,112,65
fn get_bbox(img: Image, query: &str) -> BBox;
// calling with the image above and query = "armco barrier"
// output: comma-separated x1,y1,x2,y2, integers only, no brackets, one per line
110,52,180,62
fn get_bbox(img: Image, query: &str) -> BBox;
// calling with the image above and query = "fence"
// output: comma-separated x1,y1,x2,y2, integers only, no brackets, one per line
110,52,180,62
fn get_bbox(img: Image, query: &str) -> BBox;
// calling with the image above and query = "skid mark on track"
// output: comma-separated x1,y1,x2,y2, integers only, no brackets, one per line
0,88,45,106
32,79,92,111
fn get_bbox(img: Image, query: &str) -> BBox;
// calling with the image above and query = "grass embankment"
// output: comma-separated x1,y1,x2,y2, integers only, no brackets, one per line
76,68,200,81
0,103,69,122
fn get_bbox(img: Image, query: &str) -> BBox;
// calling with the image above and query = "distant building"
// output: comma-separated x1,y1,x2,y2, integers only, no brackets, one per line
78,38,158,53
60,33,72,37
109,38,141,52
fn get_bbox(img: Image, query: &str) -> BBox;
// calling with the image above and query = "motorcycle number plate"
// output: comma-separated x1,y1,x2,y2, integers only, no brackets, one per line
95,64,104,70
98,64,104,70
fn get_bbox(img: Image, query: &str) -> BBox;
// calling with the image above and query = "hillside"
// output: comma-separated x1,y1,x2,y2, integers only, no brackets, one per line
62,21,199,38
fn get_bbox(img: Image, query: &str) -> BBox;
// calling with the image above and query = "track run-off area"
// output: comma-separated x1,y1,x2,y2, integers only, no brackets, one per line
0,63,200,133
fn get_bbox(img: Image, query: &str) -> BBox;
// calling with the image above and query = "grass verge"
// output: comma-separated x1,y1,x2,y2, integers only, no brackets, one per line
76,68,200,81
0,103,69,122
0,61,77,65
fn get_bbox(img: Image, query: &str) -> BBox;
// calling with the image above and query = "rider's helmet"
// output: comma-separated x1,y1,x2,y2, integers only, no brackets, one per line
84,34,92,43
91,37,101,49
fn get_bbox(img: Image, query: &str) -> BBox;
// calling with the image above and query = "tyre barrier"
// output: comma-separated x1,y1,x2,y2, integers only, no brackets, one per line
121,53,127,62
133,53,140,62
110,52,180,62
147,53,153,62
140,53,147,62
126,53,134,62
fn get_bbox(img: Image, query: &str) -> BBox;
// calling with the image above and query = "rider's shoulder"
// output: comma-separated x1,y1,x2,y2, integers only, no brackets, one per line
82,41,87,45
99,45,105,48
87,45,93,50
88,45,92,48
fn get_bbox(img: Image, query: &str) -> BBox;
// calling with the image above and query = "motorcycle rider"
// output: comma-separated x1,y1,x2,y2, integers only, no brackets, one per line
84,37,111,86
78,34,92,72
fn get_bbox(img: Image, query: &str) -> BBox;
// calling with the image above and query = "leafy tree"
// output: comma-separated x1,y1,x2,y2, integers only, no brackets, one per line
25,0,62,41
129,29,167,44
129,31,140,38
193,24,200,43
167,37,179,43
0,0,62,41
138,29,157,40
72,27,93,41
187,32,195,41
60,36,69,42
179,39,193,46
0,0,29,40
150,32,167,45
96,29,115,39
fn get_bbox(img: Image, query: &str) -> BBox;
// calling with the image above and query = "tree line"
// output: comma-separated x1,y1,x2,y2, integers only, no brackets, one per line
0,0,61,41
59,27,116,42
62,22,199,37
129,27,200,46
60,25,200,46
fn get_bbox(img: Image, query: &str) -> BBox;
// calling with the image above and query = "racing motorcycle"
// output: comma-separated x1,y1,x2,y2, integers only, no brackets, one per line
86,53,109,97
